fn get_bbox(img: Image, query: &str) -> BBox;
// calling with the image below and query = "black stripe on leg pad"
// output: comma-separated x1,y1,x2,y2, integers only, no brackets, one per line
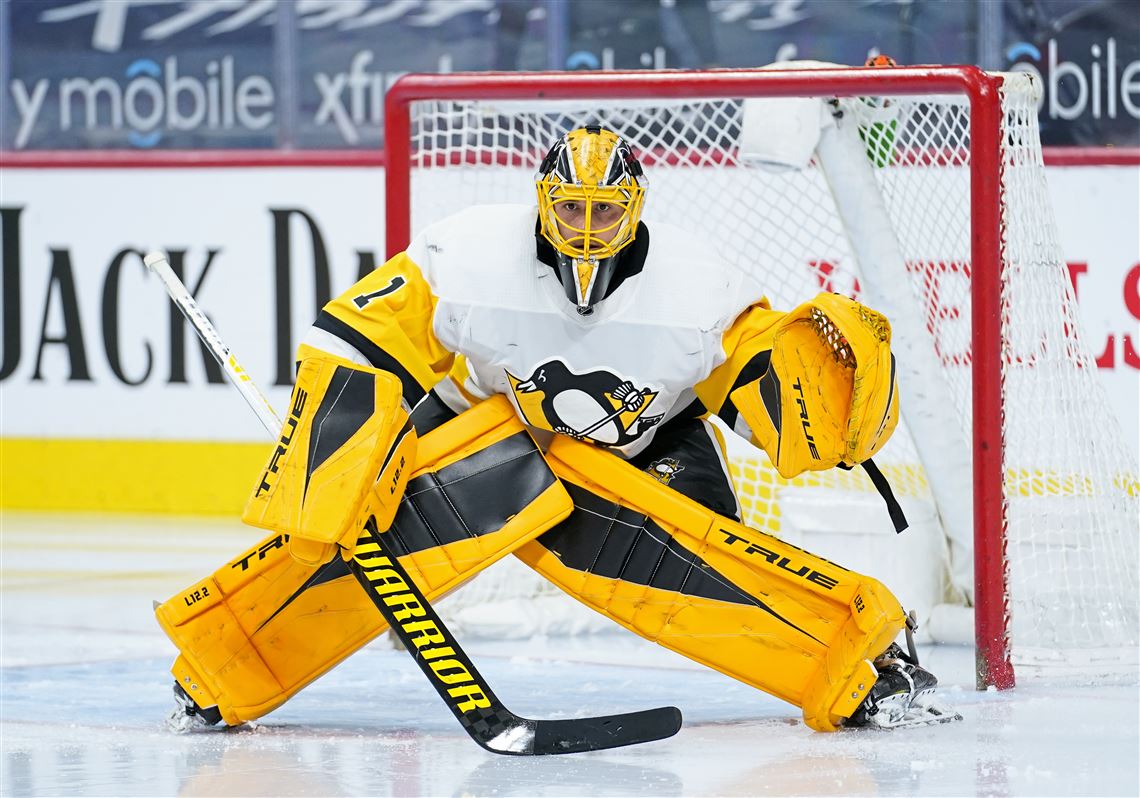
384,431,556,557
538,484,754,606
256,554,353,633
536,483,824,644
306,366,376,489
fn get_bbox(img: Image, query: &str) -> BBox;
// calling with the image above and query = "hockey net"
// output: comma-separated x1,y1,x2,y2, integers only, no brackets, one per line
384,66,1138,687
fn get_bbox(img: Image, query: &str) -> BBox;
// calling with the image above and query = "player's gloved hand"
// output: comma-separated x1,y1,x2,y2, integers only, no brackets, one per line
241,354,417,566
730,293,899,478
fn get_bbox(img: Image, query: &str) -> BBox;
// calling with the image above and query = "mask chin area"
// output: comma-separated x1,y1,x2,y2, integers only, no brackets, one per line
555,253,619,315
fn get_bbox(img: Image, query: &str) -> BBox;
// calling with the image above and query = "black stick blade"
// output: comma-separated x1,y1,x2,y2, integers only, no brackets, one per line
351,521,683,756
530,706,683,755
463,705,682,756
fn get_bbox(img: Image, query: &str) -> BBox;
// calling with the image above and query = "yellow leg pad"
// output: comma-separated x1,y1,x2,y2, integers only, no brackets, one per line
385,395,574,599
155,396,573,726
155,533,382,725
521,436,905,732
396,482,570,599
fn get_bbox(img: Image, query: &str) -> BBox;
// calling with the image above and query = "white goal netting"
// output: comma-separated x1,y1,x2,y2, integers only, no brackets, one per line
393,69,1138,681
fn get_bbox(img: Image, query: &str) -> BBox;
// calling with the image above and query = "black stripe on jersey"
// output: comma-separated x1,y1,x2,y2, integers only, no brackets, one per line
384,430,555,557
537,483,823,644
305,366,376,497
716,350,771,429
313,311,427,406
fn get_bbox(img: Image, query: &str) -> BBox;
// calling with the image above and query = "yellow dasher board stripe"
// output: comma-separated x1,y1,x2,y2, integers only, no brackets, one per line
6,437,1133,515
1,437,266,514
731,453,1137,499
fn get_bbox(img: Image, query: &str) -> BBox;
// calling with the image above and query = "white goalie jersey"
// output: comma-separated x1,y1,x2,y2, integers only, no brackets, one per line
301,203,782,459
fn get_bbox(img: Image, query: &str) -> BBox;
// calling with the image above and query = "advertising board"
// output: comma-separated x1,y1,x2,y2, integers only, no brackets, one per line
1,158,1136,511
4,1,1137,150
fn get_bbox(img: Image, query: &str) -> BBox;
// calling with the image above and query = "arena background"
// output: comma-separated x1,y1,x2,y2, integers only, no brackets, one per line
2,0,1138,513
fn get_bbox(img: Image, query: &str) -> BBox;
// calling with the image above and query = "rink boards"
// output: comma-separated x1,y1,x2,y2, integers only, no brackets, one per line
0,160,1136,513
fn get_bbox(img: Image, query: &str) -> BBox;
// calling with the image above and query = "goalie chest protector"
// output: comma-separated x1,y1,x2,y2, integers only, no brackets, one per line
408,204,763,458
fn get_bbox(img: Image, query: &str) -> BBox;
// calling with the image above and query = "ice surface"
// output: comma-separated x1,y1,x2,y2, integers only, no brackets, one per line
2,512,1137,797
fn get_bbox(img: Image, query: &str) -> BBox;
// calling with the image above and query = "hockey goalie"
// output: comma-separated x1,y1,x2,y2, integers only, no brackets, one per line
156,126,960,735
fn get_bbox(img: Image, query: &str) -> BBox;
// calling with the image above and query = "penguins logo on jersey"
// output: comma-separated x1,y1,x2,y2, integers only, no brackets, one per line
647,457,684,485
507,360,664,447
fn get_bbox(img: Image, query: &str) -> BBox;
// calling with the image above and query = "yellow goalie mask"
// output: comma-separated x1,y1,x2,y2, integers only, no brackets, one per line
536,126,647,312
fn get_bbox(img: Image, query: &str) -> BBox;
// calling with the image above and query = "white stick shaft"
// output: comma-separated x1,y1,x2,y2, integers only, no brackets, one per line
144,251,283,437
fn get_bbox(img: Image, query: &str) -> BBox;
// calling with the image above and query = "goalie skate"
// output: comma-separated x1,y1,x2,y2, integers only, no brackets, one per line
845,644,962,731
165,683,222,734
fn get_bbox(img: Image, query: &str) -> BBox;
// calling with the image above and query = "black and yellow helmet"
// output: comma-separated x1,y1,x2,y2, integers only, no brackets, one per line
536,127,647,312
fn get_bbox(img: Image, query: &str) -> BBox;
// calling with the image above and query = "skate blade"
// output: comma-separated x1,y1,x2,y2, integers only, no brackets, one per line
866,691,963,731
165,701,215,734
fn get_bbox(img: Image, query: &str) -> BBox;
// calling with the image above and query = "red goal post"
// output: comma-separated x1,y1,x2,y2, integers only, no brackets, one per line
382,66,1138,691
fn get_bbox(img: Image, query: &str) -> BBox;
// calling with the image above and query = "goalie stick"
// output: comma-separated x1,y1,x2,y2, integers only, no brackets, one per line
144,251,683,755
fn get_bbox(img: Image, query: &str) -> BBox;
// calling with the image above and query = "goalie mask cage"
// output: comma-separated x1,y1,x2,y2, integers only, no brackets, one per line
383,66,1138,690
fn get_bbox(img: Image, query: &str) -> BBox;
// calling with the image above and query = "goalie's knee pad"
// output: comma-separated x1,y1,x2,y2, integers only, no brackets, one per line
519,436,905,732
241,354,417,566
155,395,572,726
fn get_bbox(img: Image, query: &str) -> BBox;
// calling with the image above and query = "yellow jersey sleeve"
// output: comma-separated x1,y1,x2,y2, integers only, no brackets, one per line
694,298,784,433
298,251,455,406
